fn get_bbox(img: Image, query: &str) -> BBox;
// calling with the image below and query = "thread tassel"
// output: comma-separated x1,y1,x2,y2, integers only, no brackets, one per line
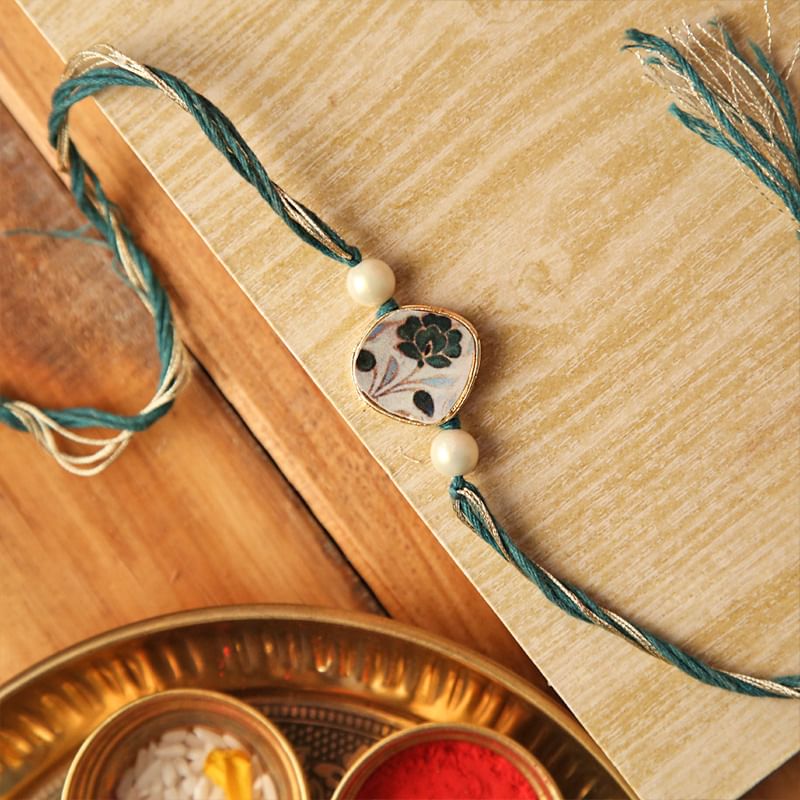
624,22,800,226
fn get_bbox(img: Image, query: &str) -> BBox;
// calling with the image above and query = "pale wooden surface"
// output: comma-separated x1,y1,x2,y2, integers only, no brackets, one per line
11,0,800,797
0,2,545,690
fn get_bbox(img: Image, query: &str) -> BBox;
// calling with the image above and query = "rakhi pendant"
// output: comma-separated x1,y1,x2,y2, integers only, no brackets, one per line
352,304,480,426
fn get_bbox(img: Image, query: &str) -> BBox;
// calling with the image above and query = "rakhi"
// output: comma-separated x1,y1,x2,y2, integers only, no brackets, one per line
4,40,799,698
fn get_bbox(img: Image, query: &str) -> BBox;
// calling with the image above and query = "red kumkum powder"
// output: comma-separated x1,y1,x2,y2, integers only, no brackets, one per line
355,739,540,800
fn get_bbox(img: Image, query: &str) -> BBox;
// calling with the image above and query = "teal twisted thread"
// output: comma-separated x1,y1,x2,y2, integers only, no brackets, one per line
449,474,800,698
623,28,800,225
376,298,399,318
0,131,176,434
48,66,361,265
1,58,362,444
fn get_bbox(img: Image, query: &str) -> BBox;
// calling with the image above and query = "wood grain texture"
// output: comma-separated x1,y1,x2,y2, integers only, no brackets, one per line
8,0,800,797
0,104,377,683
0,0,545,691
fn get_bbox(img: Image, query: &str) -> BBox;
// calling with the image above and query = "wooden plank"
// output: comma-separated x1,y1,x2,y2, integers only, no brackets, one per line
0,0,545,691
743,753,800,799
0,102,377,682
6,0,800,796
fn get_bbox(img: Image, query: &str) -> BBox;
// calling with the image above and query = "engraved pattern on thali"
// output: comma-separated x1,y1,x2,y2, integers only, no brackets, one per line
2,610,629,799
255,699,398,798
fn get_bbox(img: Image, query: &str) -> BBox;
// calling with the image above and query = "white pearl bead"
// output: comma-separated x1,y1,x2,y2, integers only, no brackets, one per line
430,428,479,477
346,258,396,306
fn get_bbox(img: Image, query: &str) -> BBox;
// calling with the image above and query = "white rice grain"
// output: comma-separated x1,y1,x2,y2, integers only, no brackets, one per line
193,727,226,749
191,776,212,800
161,760,178,787
157,743,187,759
116,725,277,800
134,758,161,790
258,773,279,800
221,733,244,751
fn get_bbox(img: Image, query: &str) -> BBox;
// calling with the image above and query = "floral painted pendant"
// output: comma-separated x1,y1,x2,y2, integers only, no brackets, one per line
353,305,480,425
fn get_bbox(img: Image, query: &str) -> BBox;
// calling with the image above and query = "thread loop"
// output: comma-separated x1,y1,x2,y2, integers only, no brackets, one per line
3,44,363,473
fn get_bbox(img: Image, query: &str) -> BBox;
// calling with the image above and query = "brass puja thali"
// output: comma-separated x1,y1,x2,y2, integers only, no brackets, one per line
0,606,634,799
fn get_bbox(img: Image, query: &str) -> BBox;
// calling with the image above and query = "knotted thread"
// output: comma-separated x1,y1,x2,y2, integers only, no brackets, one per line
0,49,190,474
450,476,800,698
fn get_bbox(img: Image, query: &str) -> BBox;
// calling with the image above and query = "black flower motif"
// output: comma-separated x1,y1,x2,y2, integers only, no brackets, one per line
355,349,376,372
396,313,462,369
